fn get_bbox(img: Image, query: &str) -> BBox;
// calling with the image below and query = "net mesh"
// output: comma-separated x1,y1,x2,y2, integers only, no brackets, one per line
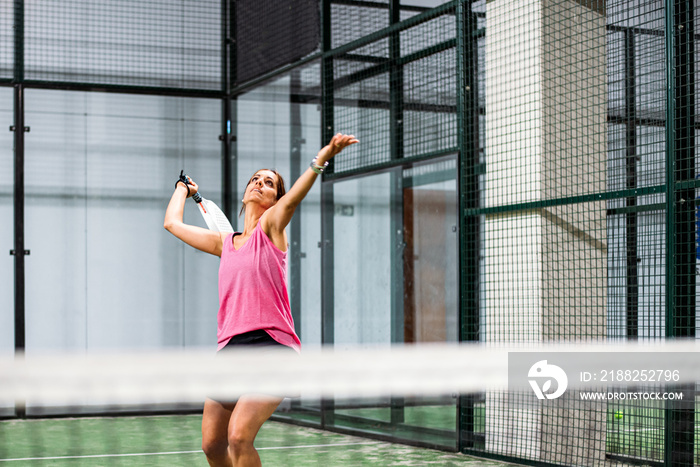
1,343,699,466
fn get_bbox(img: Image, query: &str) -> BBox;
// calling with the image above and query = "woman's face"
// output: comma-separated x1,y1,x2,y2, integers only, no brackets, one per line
244,170,279,209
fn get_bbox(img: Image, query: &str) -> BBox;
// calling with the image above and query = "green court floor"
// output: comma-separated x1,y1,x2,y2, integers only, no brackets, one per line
0,415,506,466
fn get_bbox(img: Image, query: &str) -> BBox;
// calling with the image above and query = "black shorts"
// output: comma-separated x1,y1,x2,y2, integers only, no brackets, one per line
219,329,291,351
213,329,297,401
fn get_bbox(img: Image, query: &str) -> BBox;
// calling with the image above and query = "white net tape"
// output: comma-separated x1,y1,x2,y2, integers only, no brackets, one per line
2,340,699,407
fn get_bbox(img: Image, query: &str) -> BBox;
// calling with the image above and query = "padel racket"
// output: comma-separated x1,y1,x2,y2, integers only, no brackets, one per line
179,170,234,233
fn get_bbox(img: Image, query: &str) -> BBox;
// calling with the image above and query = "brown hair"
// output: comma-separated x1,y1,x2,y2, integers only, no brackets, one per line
239,169,286,217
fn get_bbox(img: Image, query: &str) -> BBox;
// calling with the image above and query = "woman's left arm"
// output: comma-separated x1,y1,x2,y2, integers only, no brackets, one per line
263,133,358,235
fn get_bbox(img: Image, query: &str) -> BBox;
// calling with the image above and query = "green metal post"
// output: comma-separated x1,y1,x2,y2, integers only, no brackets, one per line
664,0,695,465
624,28,639,339
456,0,480,452
289,70,304,338
320,0,335,349
320,0,335,429
388,0,406,426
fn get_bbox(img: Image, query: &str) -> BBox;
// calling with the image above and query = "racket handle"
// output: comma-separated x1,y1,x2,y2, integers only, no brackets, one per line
192,192,203,203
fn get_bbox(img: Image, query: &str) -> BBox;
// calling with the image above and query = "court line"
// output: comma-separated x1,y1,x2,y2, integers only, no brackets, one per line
258,441,382,451
0,441,382,462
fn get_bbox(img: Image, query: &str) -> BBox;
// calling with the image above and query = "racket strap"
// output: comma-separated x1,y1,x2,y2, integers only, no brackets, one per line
175,170,191,196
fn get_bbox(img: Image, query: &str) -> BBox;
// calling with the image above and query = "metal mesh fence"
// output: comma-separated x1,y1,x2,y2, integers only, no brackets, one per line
235,0,320,84
332,1,390,50
22,0,221,90
403,48,457,158
322,2,698,460
329,5,458,176
459,0,697,464
0,1,12,81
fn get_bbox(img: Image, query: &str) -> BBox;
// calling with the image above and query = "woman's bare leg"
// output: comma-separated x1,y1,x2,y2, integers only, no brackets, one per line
228,395,284,467
202,398,236,467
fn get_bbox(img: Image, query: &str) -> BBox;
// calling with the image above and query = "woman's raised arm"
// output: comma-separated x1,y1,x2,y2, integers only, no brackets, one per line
263,133,358,235
164,179,226,256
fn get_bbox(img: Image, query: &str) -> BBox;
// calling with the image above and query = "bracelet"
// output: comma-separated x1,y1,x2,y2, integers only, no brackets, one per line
310,158,329,174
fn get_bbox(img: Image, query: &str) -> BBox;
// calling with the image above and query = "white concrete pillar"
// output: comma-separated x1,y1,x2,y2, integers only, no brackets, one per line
482,0,607,461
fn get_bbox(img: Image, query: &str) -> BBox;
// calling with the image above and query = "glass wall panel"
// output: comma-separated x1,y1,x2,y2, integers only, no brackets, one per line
23,90,220,358
400,159,458,448
0,87,13,356
297,108,323,347
0,87,13,416
402,160,459,343
329,158,458,449
237,79,293,227
331,171,393,428
332,172,393,346
24,90,88,351
236,66,322,348
236,64,322,424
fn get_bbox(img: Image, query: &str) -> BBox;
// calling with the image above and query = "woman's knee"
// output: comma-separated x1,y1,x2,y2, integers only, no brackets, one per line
228,428,255,453
202,432,229,459
201,398,235,459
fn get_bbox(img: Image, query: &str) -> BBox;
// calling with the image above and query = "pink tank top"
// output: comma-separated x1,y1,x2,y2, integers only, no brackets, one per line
217,222,301,352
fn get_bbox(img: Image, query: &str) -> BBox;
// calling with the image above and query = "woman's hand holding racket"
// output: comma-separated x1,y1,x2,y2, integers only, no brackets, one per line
176,170,199,198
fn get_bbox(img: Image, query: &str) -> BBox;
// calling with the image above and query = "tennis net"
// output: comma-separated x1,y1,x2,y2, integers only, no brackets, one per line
1,341,699,466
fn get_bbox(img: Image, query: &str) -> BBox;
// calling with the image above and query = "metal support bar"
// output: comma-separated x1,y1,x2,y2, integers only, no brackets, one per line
320,0,335,429
456,0,480,453
389,0,405,346
664,0,696,465
331,0,430,13
624,29,639,339
668,0,696,339
12,2,26,398
13,0,23,84
320,0,335,349
289,70,303,339
389,168,405,425
466,185,666,217
388,0,405,426
12,83,26,419
12,84,25,356
221,0,235,221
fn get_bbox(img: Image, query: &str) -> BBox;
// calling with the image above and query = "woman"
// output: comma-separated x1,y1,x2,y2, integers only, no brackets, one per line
164,133,358,467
